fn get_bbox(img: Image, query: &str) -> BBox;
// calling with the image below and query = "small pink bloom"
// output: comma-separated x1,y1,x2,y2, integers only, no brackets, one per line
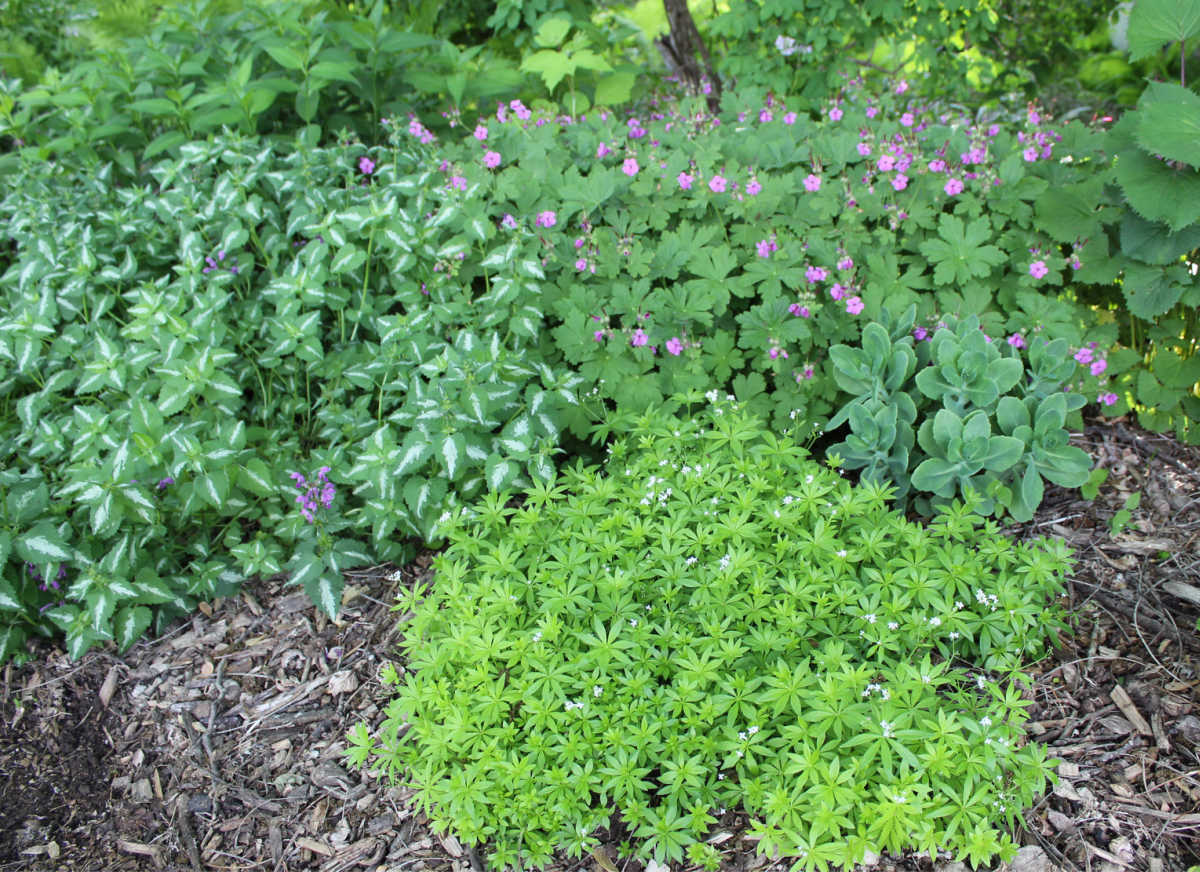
877,154,895,172
1007,334,1025,349
1100,392,1118,406
474,124,488,141
576,258,588,271
1023,147,1038,162
866,106,878,118
483,150,501,168
899,113,914,127
1074,347,1094,365
845,296,864,315
891,174,908,191
759,109,773,123
944,178,964,196
536,211,557,228
623,158,639,177
783,112,797,125
593,330,605,342
1090,359,1107,377
829,283,846,301
828,107,843,121
630,329,648,348
450,175,467,191
358,155,375,175
837,257,854,270
745,178,762,196
756,240,772,258
806,266,828,283
895,80,909,94
666,337,683,355
501,214,517,229
857,142,872,157
788,303,810,318
677,172,694,190
803,174,821,192
709,175,728,193
928,159,946,173
1029,260,1048,279
597,142,611,158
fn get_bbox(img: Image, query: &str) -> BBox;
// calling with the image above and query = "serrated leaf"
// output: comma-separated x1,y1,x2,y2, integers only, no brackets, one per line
1123,263,1186,319
1115,148,1200,232
331,243,366,274
114,605,152,652
1127,0,1200,61
394,436,432,477
17,526,71,563
304,569,343,618
1136,82,1200,167
239,458,277,497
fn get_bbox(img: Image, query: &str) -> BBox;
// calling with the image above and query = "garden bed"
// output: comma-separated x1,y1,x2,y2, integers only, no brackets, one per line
0,416,1197,872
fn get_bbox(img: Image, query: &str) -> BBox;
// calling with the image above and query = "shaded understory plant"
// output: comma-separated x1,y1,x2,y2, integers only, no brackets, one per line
350,394,1071,870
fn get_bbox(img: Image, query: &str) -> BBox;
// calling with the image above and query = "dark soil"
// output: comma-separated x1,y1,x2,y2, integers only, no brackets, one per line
0,416,1197,872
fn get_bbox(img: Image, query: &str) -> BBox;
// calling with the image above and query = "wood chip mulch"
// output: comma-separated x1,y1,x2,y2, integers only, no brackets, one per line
0,416,1198,872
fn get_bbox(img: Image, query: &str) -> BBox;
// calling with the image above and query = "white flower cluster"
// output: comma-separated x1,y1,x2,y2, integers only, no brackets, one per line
975,588,1000,611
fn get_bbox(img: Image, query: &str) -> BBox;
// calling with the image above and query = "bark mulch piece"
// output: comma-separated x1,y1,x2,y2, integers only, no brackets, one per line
0,415,1197,872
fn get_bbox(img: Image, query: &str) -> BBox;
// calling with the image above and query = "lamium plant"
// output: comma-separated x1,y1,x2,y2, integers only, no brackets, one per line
350,393,1070,870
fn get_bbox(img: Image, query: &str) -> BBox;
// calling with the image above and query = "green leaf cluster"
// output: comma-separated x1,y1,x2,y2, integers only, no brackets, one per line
828,313,1093,520
353,395,1069,870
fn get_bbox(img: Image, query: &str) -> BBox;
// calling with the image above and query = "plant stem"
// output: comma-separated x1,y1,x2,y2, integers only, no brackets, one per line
350,230,376,343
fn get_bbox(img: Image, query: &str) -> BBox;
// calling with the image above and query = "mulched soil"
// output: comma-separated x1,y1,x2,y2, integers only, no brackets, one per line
0,415,1198,872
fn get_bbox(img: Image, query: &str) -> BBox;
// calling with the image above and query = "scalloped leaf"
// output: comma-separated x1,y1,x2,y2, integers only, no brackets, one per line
1135,82,1200,168
1122,263,1185,319
1033,177,1105,242
1119,212,1200,264
1127,0,1200,61
1115,148,1200,232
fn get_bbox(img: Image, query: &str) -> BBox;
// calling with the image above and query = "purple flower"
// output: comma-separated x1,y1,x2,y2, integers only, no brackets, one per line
1074,347,1094,365
449,175,468,191
1100,392,1119,406
594,330,606,342
877,154,895,172
474,124,488,141
1029,260,1048,279
803,174,821,192
928,158,946,173
944,178,964,196
665,337,683,356
806,265,828,283
783,112,797,125
709,175,728,193
630,328,648,348
756,239,772,258
759,109,773,123
156,476,175,490
857,142,872,157
891,174,908,191
623,158,639,177
536,211,557,228
1090,359,1107,376
358,155,375,175
913,326,928,341
597,142,611,158
788,303,810,318
1023,147,1038,162
828,106,843,122
501,213,518,229
745,178,762,196
575,258,588,271
292,467,336,524
483,150,501,168
899,113,914,127
845,296,864,315
837,257,854,271
574,237,585,249
1007,334,1025,349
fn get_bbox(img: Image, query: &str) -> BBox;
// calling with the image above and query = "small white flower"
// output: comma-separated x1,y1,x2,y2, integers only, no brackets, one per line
748,725,759,735
630,619,638,627
881,720,894,737
864,614,877,624
880,688,890,701
836,549,847,558
686,556,698,566
955,601,964,610
887,621,899,630
928,616,942,628
949,631,961,640
593,685,603,697
738,731,747,741
981,715,992,727
773,510,781,518
532,631,543,642
976,676,987,690
717,773,725,780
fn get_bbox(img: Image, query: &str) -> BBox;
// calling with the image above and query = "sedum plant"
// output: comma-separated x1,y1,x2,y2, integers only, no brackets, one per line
351,393,1070,870
828,311,1093,520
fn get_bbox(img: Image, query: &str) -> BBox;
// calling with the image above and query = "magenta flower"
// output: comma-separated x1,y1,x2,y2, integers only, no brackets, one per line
576,258,588,271
829,106,843,121
709,175,728,193
891,174,908,191
866,106,878,119
1074,347,1094,365
745,178,762,196
678,172,694,190
483,150,501,168
536,211,557,228
597,142,611,158
845,296,864,315
857,142,872,157
156,476,175,490
501,213,518,229
913,326,928,341
877,154,895,172
449,175,468,191
574,237,585,249
631,328,648,347
928,159,946,173
1007,334,1025,349
594,330,605,342
666,337,683,355
756,239,772,258
1100,392,1118,406
803,174,821,192
474,124,488,141
944,178,964,196
358,155,375,175
1023,147,1038,162
829,283,846,301
623,158,639,177
759,109,773,123
895,80,909,94
783,112,797,125
806,265,828,283
837,257,854,271
1090,359,1107,376
899,113,914,127
1029,260,1048,279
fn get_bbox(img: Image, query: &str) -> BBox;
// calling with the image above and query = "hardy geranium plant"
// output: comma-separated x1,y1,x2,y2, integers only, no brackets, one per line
350,393,1070,870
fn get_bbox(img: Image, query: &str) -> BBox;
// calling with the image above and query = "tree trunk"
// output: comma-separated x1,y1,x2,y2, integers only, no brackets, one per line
656,0,721,112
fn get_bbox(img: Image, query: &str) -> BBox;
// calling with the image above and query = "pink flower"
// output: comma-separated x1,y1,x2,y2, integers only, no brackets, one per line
899,113,914,127
593,330,606,342
1074,347,1094,365
913,327,928,341
877,154,895,172
837,257,853,270
630,329,648,347
449,175,468,191
666,337,683,355
709,175,728,193
928,159,946,173
829,283,846,301
1100,392,1118,406
1090,359,1108,377
1023,147,1038,162
496,103,508,123
803,174,821,192
944,178,964,196
574,238,585,249
1028,109,1041,125
677,172,694,190
623,158,639,177
895,80,909,94
829,106,843,121
483,150,501,168
745,178,762,196
756,239,772,258
536,211,557,228
806,266,828,283
358,155,375,175
474,124,488,141
783,112,797,125
857,142,872,157
575,258,588,271
1029,260,1048,279
597,142,611,158
759,109,773,123
788,303,810,318
501,213,517,229
891,174,908,191
866,106,878,118
1007,334,1025,349
845,296,864,315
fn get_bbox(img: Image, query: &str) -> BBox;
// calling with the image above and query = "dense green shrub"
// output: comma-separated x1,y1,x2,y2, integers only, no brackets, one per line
351,396,1069,869
827,311,1093,520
